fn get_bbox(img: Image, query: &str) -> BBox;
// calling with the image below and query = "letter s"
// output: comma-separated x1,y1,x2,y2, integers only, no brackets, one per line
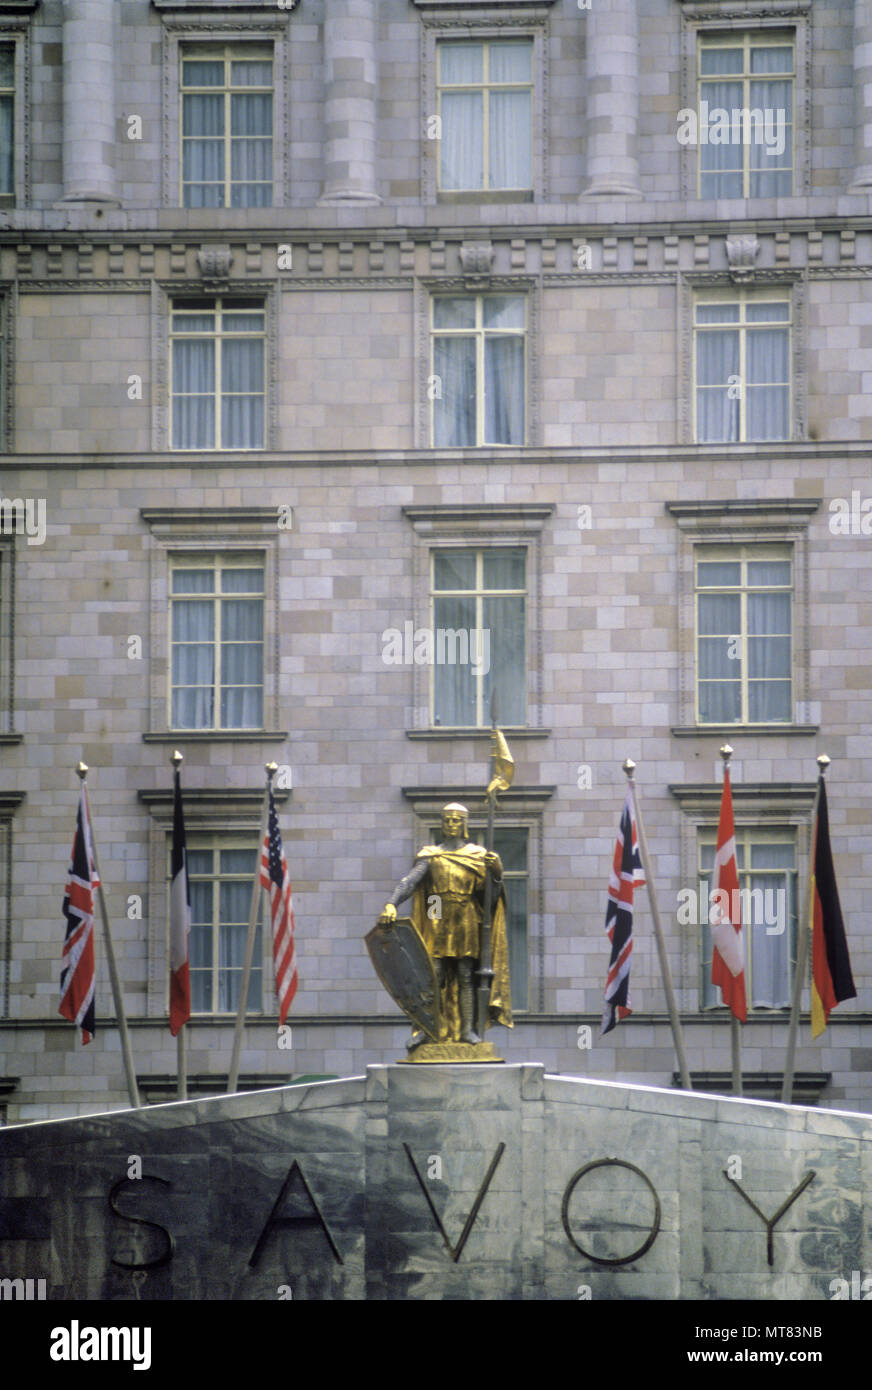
109,1175,174,1270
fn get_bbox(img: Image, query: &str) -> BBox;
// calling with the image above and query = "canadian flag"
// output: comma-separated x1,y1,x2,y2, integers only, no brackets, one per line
710,765,747,1022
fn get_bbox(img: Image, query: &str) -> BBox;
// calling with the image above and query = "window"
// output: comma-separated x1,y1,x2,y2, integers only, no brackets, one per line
694,293,790,442
170,298,265,450
0,43,12,207
695,545,792,724
182,840,263,1014
180,45,273,208
170,554,264,730
698,828,797,1011
432,295,525,447
697,33,793,198
437,39,532,194
431,547,526,727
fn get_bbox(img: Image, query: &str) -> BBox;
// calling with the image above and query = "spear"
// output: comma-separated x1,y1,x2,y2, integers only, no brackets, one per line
476,690,514,1038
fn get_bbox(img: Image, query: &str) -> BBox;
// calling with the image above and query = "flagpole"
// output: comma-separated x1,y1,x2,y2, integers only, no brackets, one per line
781,753,828,1105
171,750,188,1101
719,746,743,1097
623,759,692,1091
227,762,276,1095
76,763,141,1109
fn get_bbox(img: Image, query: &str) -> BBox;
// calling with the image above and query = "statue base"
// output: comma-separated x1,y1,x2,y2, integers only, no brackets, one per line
399,1040,504,1065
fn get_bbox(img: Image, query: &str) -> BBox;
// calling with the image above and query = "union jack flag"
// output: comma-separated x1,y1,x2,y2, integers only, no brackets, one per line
260,786,297,1025
601,790,645,1036
59,787,99,1044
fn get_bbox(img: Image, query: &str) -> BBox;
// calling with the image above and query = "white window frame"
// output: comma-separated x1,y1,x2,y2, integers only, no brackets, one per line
429,544,527,729
435,36,533,196
696,31,795,200
697,825,798,1013
169,296,267,452
179,42,274,209
168,552,265,733
677,1,811,201
419,13,548,205
693,288,791,444
430,293,527,447
666,497,819,735
178,834,265,1017
694,542,793,726
159,14,289,210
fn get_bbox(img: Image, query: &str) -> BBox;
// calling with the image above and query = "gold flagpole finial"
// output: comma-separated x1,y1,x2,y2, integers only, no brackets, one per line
720,744,733,765
171,749,184,767
76,761,88,781
817,753,831,775
265,761,278,780
622,758,636,779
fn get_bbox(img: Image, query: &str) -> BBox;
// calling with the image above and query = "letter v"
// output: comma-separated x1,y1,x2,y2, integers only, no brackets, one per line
403,1141,505,1263
723,1168,815,1266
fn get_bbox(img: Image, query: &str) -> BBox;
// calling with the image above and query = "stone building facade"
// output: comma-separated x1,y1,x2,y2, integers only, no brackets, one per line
0,0,870,1123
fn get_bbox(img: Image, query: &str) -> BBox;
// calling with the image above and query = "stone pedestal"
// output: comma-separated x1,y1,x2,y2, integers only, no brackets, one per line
581,0,642,199
318,0,382,206
58,0,119,206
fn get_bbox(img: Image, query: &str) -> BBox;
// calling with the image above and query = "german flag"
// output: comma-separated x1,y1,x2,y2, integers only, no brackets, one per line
810,777,856,1038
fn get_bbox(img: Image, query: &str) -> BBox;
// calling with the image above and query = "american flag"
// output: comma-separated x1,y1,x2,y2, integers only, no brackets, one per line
59,786,99,1045
260,786,297,1024
601,790,646,1036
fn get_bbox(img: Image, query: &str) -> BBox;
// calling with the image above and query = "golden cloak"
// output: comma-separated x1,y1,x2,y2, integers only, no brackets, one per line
408,843,513,1041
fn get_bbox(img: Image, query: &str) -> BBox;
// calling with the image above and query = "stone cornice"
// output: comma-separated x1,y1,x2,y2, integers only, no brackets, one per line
666,498,821,520
3,441,871,471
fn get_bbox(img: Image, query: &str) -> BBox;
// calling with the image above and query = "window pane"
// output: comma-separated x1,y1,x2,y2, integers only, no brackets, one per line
172,599,213,642
433,594,476,724
747,328,788,383
440,42,483,84
231,92,272,137
482,549,525,591
433,550,475,591
696,329,739,385
182,60,223,87
173,339,214,393
222,598,263,642
489,90,531,188
698,681,741,723
0,95,12,195
746,560,790,586
222,338,264,393
483,594,526,724
484,336,524,444
748,680,791,721
489,42,531,84
222,312,265,334
697,560,741,586
231,60,273,87
750,46,793,74
698,593,740,635
750,842,794,869
746,384,789,440
696,304,740,324
221,567,264,593
183,93,223,138
699,48,743,76
433,336,476,447
746,302,790,323
440,91,483,189
698,636,738,680
221,848,257,875
483,297,525,330
172,568,214,594
433,298,476,330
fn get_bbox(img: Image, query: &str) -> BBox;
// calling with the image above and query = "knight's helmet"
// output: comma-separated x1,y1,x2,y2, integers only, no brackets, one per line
441,802,469,837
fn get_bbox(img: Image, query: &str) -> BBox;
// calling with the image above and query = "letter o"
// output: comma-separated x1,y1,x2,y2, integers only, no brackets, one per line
561,1157,661,1266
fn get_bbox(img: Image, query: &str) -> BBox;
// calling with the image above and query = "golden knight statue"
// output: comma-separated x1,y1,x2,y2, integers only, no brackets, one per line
378,801,513,1057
